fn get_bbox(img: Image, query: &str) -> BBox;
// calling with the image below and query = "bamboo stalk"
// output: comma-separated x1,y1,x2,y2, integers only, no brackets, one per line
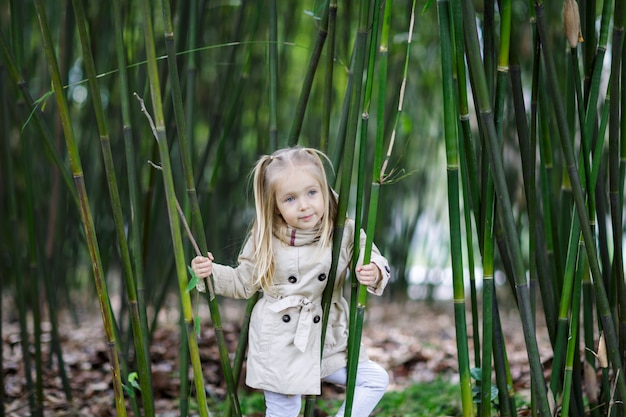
207,5,264,190
510,58,557,345
461,0,551,413
560,243,585,417
448,2,483,385
110,0,153,401
608,0,625,367
136,0,209,413
0,55,38,417
71,2,155,414
321,1,338,153
0,30,79,208
477,0,512,412
0,62,7,417
160,0,242,413
306,6,373,415
23,110,45,417
33,1,128,414
180,2,198,415
269,0,278,148
492,295,517,416
288,2,330,145
438,1,474,415
194,3,248,185
535,1,626,403
345,0,382,413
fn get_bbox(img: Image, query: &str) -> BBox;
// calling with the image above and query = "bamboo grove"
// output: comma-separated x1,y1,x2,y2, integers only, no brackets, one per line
438,0,626,415
0,0,624,416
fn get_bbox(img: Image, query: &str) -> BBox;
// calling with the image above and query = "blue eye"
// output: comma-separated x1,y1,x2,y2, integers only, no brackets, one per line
308,189,318,196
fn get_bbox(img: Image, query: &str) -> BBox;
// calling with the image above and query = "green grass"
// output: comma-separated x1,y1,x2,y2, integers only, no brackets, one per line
372,379,463,416
205,378,463,416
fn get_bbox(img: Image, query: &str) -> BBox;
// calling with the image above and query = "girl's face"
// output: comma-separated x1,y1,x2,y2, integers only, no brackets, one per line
274,167,325,230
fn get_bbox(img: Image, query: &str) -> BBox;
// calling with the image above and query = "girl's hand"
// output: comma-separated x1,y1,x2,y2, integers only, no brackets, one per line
191,253,214,278
355,263,381,287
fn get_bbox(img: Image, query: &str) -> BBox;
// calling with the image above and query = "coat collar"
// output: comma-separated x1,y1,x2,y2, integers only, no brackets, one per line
274,223,321,247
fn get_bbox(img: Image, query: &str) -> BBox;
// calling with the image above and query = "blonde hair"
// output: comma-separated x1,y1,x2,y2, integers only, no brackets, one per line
250,147,337,292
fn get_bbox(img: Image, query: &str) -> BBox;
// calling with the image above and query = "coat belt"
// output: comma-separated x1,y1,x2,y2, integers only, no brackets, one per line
267,295,317,352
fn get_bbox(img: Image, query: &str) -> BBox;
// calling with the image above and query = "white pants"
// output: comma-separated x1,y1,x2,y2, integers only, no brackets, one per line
264,360,389,417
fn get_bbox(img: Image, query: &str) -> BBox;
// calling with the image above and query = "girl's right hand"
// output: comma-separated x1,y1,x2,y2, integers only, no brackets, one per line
191,253,214,278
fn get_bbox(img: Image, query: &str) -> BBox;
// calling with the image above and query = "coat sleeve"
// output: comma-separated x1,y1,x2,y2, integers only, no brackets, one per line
344,218,391,296
195,237,260,299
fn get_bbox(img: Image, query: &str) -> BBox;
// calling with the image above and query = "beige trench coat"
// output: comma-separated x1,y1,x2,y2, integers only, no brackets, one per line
197,218,390,395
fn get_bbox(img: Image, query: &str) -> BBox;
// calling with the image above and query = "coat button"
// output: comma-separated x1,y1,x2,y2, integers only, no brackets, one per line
288,276,297,283
313,315,321,323
318,273,326,281
282,314,291,323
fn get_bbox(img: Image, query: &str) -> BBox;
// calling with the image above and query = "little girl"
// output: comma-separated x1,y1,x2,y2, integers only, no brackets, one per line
191,147,390,417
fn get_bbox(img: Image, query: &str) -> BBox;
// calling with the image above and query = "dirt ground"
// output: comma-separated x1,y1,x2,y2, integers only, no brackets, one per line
2,296,553,416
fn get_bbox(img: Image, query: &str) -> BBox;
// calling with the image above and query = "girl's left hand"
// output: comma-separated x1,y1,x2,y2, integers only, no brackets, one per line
355,263,381,286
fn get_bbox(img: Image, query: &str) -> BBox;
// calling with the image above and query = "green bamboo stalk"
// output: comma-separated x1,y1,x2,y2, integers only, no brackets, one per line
477,1,512,413
110,0,152,395
620,52,626,382
565,7,618,412
163,2,241,416
582,222,601,416
560,243,585,417
194,3,247,184
458,106,481,370
321,0,337,153
180,2,198,415
33,1,127,415
0,30,79,209
305,101,358,417
535,1,626,403
550,35,602,408
510,60,557,345
608,0,625,362
449,0,482,377
438,1,474,415
136,0,209,413
224,292,260,417
160,1,241,413
549,210,581,401
71,2,155,414
491,295,517,416
178,312,190,417
0,62,6,417
207,5,264,190
537,81,562,288
310,2,375,416
345,0,382,413
330,50,356,172
582,0,598,95
0,57,38,417
23,111,45,417
449,0,481,248
536,19,605,404
621,21,626,214
269,0,278,148
4,18,48,415
461,0,551,413
305,8,372,416
288,2,329,145
479,202,494,417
